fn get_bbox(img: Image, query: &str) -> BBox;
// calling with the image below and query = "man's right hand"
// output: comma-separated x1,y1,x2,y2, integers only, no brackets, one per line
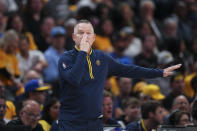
79,34,91,53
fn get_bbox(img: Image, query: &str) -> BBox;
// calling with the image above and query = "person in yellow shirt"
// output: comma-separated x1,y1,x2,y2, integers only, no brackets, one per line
0,80,16,121
93,18,114,52
39,98,60,131
0,30,20,86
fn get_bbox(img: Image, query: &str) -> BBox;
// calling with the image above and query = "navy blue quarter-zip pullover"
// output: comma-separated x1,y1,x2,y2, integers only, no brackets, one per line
58,47,163,121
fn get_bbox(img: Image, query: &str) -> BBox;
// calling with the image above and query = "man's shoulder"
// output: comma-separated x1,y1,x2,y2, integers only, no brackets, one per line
126,120,141,131
7,119,23,126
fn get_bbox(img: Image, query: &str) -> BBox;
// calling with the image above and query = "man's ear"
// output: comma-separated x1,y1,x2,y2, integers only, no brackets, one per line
149,112,154,118
19,110,23,118
72,33,76,41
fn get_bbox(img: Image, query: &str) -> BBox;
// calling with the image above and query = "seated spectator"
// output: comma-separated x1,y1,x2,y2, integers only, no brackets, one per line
113,77,132,119
174,110,191,126
94,18,114,53
110,28,135,65
163,73,185,111
43,26,66,97
0,29,21,101
163,95,190,125
102,90,119,126
6,13,38,50
127,100,165,131
171,95,190,112
0,96,9,125
39,98,60,131
118,97,141,127
123,26,142,58
34,17,55,52
7,100,43,131
0,80,16,121
17,35,47,80
24,79,51,111
134,35,158,68
64,18,77,50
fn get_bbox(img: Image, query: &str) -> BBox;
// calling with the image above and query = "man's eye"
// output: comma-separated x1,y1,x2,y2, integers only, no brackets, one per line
78,32,83,34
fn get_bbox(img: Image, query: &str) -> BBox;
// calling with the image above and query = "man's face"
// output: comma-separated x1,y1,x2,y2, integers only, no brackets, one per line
151,106,164,125
102,97,113,120
125,104,140,120
52,35,65,50
119,78,132,95
178,114,190,126
173,96,189,112
144,35,156,53
30,91,46,104
172,79,184,95
72,23,95,47
20,105,40,129
0,98,6,120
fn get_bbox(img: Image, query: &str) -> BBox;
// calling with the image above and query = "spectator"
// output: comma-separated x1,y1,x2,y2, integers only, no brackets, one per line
173,1,193,44
137,0,163,42
34,17,55,52
113,77,132,119
43,26,65,97
64,18,77,50
0,96,9,125
39,98,60,131
0,30,21,101
174,110,191,126
0,80,16,121
171,95,190,112
123,26,142,58
94,18,114,52
45,0,70,22
6,13,38,50
118,97,141,127
110,28,135,65
7,100,43,131
134,34,158,68
22,0,47,41
127,100,164,131
119,3,135,28
17,35,47,80
24,79,51,110
102,90,119,126
163,73,185,111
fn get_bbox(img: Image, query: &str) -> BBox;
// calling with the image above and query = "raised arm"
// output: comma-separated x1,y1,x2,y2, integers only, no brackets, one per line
106,54,181,79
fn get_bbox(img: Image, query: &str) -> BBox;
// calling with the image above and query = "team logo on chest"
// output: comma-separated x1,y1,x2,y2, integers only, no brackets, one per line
96,60,101,66
62,62,67,69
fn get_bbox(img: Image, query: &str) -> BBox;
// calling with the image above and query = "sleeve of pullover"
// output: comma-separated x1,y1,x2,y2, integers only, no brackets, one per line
106,54,163,79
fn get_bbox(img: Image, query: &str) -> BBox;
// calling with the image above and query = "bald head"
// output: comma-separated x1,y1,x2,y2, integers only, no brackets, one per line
20,100,40,129
172,95,189,112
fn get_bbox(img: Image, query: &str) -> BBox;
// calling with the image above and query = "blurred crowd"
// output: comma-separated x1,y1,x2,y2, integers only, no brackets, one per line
0,0,197,131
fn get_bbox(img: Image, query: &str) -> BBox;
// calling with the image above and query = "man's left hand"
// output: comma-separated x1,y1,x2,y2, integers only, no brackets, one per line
163,64,182,77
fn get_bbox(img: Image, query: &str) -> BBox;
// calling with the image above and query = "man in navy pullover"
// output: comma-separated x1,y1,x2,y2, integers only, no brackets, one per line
57,20,181,131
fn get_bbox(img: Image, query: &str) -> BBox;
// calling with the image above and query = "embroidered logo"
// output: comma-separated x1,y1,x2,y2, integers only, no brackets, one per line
62,63,67,69
96,60,100,66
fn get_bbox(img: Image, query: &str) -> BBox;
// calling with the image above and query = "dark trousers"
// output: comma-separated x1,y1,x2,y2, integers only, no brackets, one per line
58,119,103,131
